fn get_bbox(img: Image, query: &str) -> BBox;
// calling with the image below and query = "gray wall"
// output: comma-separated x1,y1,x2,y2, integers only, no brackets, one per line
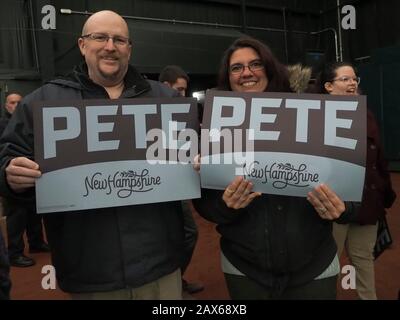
48,0,322,75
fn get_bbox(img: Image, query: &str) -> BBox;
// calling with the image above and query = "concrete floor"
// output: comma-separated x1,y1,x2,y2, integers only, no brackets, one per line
9,173,400,300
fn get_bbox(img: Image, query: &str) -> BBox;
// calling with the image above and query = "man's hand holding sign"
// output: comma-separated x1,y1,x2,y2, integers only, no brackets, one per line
6,157,42,193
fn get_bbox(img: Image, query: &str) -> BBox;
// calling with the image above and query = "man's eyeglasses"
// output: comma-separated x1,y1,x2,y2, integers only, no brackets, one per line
81,33,132,46
229,60,264,74
332,76,360,85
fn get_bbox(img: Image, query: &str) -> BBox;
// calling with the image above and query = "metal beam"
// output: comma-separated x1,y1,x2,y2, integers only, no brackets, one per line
196,0,321,16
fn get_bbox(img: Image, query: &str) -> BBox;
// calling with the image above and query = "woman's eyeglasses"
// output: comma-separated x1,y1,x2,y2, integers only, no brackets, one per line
229,60,264,74
332,76,360,85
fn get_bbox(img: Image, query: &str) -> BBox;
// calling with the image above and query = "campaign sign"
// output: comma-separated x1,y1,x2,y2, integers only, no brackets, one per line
33,98,200,213
200,90,366,201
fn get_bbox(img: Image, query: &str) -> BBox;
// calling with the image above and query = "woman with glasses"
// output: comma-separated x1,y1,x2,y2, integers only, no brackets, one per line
316,62,396,299
193,37,356,299
315,61,360,95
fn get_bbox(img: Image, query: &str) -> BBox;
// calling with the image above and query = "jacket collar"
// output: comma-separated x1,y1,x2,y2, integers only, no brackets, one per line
49,63,151,97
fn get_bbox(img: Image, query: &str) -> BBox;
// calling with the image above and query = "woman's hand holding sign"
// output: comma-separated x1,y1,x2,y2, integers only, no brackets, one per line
193,154,261,209
194,154,344,213
6,157,41,192
307,184,345,220
193,154,201,173
222,176,262,209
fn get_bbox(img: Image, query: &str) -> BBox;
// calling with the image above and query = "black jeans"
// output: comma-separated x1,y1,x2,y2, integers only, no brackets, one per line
0,231,11,300
6,202,45,258
181,200,198,275
224,273,337,300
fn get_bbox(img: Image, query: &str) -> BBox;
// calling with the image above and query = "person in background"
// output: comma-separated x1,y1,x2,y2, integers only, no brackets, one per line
287,64,312,93
159,65,204,295
159,65,189,97
0,93,22,134
193,37,358,300
1,93,49,268
315,61,396,299
0,97,11,299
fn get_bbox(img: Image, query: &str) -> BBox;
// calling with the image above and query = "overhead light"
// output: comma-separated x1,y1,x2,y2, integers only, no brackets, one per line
192,91,205,102
60,8,72,14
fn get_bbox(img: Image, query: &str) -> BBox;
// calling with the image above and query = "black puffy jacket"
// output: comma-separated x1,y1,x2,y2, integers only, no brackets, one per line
0,64,184,293
194,189,357,294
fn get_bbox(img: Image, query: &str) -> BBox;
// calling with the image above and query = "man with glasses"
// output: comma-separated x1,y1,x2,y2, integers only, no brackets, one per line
0,10,187,299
